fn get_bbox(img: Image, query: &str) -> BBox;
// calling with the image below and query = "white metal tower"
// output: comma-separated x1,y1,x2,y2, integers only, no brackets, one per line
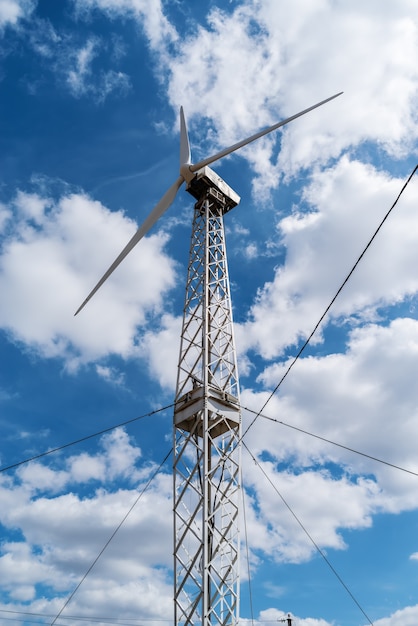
173,167,241,626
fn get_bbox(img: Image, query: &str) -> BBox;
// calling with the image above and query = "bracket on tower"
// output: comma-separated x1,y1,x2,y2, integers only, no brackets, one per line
175,385,240,437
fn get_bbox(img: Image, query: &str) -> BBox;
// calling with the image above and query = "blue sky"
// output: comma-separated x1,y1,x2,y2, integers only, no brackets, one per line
1,1,418,625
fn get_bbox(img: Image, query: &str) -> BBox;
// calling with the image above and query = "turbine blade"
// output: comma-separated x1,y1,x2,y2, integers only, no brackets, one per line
190,92,343,172
75,175,184,315
180,106,191,165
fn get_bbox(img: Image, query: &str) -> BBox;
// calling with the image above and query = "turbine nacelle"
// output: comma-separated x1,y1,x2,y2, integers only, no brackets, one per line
75,92,343,315
186,165,240,210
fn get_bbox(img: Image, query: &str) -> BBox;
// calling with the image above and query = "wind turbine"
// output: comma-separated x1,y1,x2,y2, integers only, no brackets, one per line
76,91,342,626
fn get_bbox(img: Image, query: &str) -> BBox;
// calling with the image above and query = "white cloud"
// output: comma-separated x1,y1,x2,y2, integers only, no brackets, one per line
164,0,418,196
255,608,332,626
0,429,174,617
67,0,418,195
65,37,131,101
71,0,178,49
373,604,418,626
0,203,11,231
16,463,69,493
18,18,131,101
244,242,258,260
95,363,126,386
15,428,143,492
0,190,177,369
100,428,142,481
139,313,182,391
67,451,106,483
242,454,379,563
0,0,34,29
66,37,98,94
237,315,418,565
236,158,418,359
2,1,418,623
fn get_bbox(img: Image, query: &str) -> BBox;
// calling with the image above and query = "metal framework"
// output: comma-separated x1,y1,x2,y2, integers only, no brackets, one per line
173,167,242,626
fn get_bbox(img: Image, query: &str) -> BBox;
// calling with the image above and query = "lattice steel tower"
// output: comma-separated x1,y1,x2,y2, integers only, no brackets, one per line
173,167,242,626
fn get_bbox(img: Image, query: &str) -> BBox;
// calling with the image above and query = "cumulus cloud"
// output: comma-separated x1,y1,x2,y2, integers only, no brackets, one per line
237,314,418,566
242,457,379,563
15,428,144,491
0,419,384,622
0,190,177,369
236,158,418,359
2,1,418,624
373,604,418,626
65,0,418,195
0,429,173,618
164,0,418,196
